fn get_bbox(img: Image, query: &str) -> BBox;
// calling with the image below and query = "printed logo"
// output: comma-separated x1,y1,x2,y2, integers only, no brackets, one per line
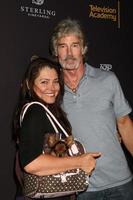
19,0,56,20
100,64,112,71
88,1,121,28
32,0,44,6
89,4,117,22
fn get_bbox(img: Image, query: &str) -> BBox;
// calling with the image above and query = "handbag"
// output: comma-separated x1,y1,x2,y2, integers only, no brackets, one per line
20,101,89,199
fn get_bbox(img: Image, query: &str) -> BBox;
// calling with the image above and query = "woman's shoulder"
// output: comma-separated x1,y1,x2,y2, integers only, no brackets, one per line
22,102,47,121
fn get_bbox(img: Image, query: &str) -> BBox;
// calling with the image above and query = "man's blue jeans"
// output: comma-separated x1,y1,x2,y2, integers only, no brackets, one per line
77,180,133,200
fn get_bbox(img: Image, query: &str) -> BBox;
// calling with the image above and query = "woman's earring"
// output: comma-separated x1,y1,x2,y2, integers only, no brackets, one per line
26,80,31,97
28,90,32,98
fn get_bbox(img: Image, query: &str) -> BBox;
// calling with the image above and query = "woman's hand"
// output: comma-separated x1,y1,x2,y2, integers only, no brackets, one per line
79,152,101,175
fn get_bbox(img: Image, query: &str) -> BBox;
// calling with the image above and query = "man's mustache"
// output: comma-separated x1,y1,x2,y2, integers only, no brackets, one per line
64,56,76,61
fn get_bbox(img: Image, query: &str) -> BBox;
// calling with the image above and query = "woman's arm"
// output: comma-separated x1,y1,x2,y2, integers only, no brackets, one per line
24,152,101,176
20,104,101,176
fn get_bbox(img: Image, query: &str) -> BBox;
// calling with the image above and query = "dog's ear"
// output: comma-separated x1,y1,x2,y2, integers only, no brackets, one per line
65,136,74,147
48,134,59,147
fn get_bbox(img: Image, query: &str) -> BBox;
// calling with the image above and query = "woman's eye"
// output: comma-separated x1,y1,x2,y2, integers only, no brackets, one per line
54,80,59,84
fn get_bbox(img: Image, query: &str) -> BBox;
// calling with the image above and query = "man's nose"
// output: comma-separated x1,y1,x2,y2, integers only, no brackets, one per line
67,46,72,55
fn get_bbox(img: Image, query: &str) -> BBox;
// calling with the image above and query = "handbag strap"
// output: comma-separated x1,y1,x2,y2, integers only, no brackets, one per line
20,101,69,138
20,101,80,155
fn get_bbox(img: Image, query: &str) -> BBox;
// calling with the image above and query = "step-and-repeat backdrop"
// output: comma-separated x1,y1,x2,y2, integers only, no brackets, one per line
1,0,132,199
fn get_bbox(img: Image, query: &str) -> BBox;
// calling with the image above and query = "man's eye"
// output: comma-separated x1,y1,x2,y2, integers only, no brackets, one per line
41,81,47,84
73,43,79,47
59,45,66,48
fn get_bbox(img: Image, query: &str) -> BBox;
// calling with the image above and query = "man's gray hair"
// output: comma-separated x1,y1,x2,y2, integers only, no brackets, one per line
50,18,88,60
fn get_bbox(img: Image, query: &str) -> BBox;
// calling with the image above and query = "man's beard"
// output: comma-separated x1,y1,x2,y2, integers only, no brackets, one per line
59,56,81,70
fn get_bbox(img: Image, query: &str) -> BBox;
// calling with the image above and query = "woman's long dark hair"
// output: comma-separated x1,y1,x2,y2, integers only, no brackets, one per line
13,57,72,142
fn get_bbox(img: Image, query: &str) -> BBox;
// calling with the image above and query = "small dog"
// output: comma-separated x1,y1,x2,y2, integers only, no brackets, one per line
43,133,74,157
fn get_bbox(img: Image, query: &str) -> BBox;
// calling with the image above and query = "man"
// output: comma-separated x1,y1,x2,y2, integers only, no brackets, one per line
50,18,133,200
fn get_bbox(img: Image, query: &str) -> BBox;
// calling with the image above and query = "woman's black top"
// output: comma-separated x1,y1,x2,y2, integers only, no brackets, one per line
19,103,55,168
17,103,75,200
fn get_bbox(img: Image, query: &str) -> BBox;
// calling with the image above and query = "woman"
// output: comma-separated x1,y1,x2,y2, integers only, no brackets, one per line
13,57,100,200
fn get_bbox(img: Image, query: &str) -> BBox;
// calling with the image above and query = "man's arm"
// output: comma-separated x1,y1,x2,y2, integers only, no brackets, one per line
117,115,133,155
